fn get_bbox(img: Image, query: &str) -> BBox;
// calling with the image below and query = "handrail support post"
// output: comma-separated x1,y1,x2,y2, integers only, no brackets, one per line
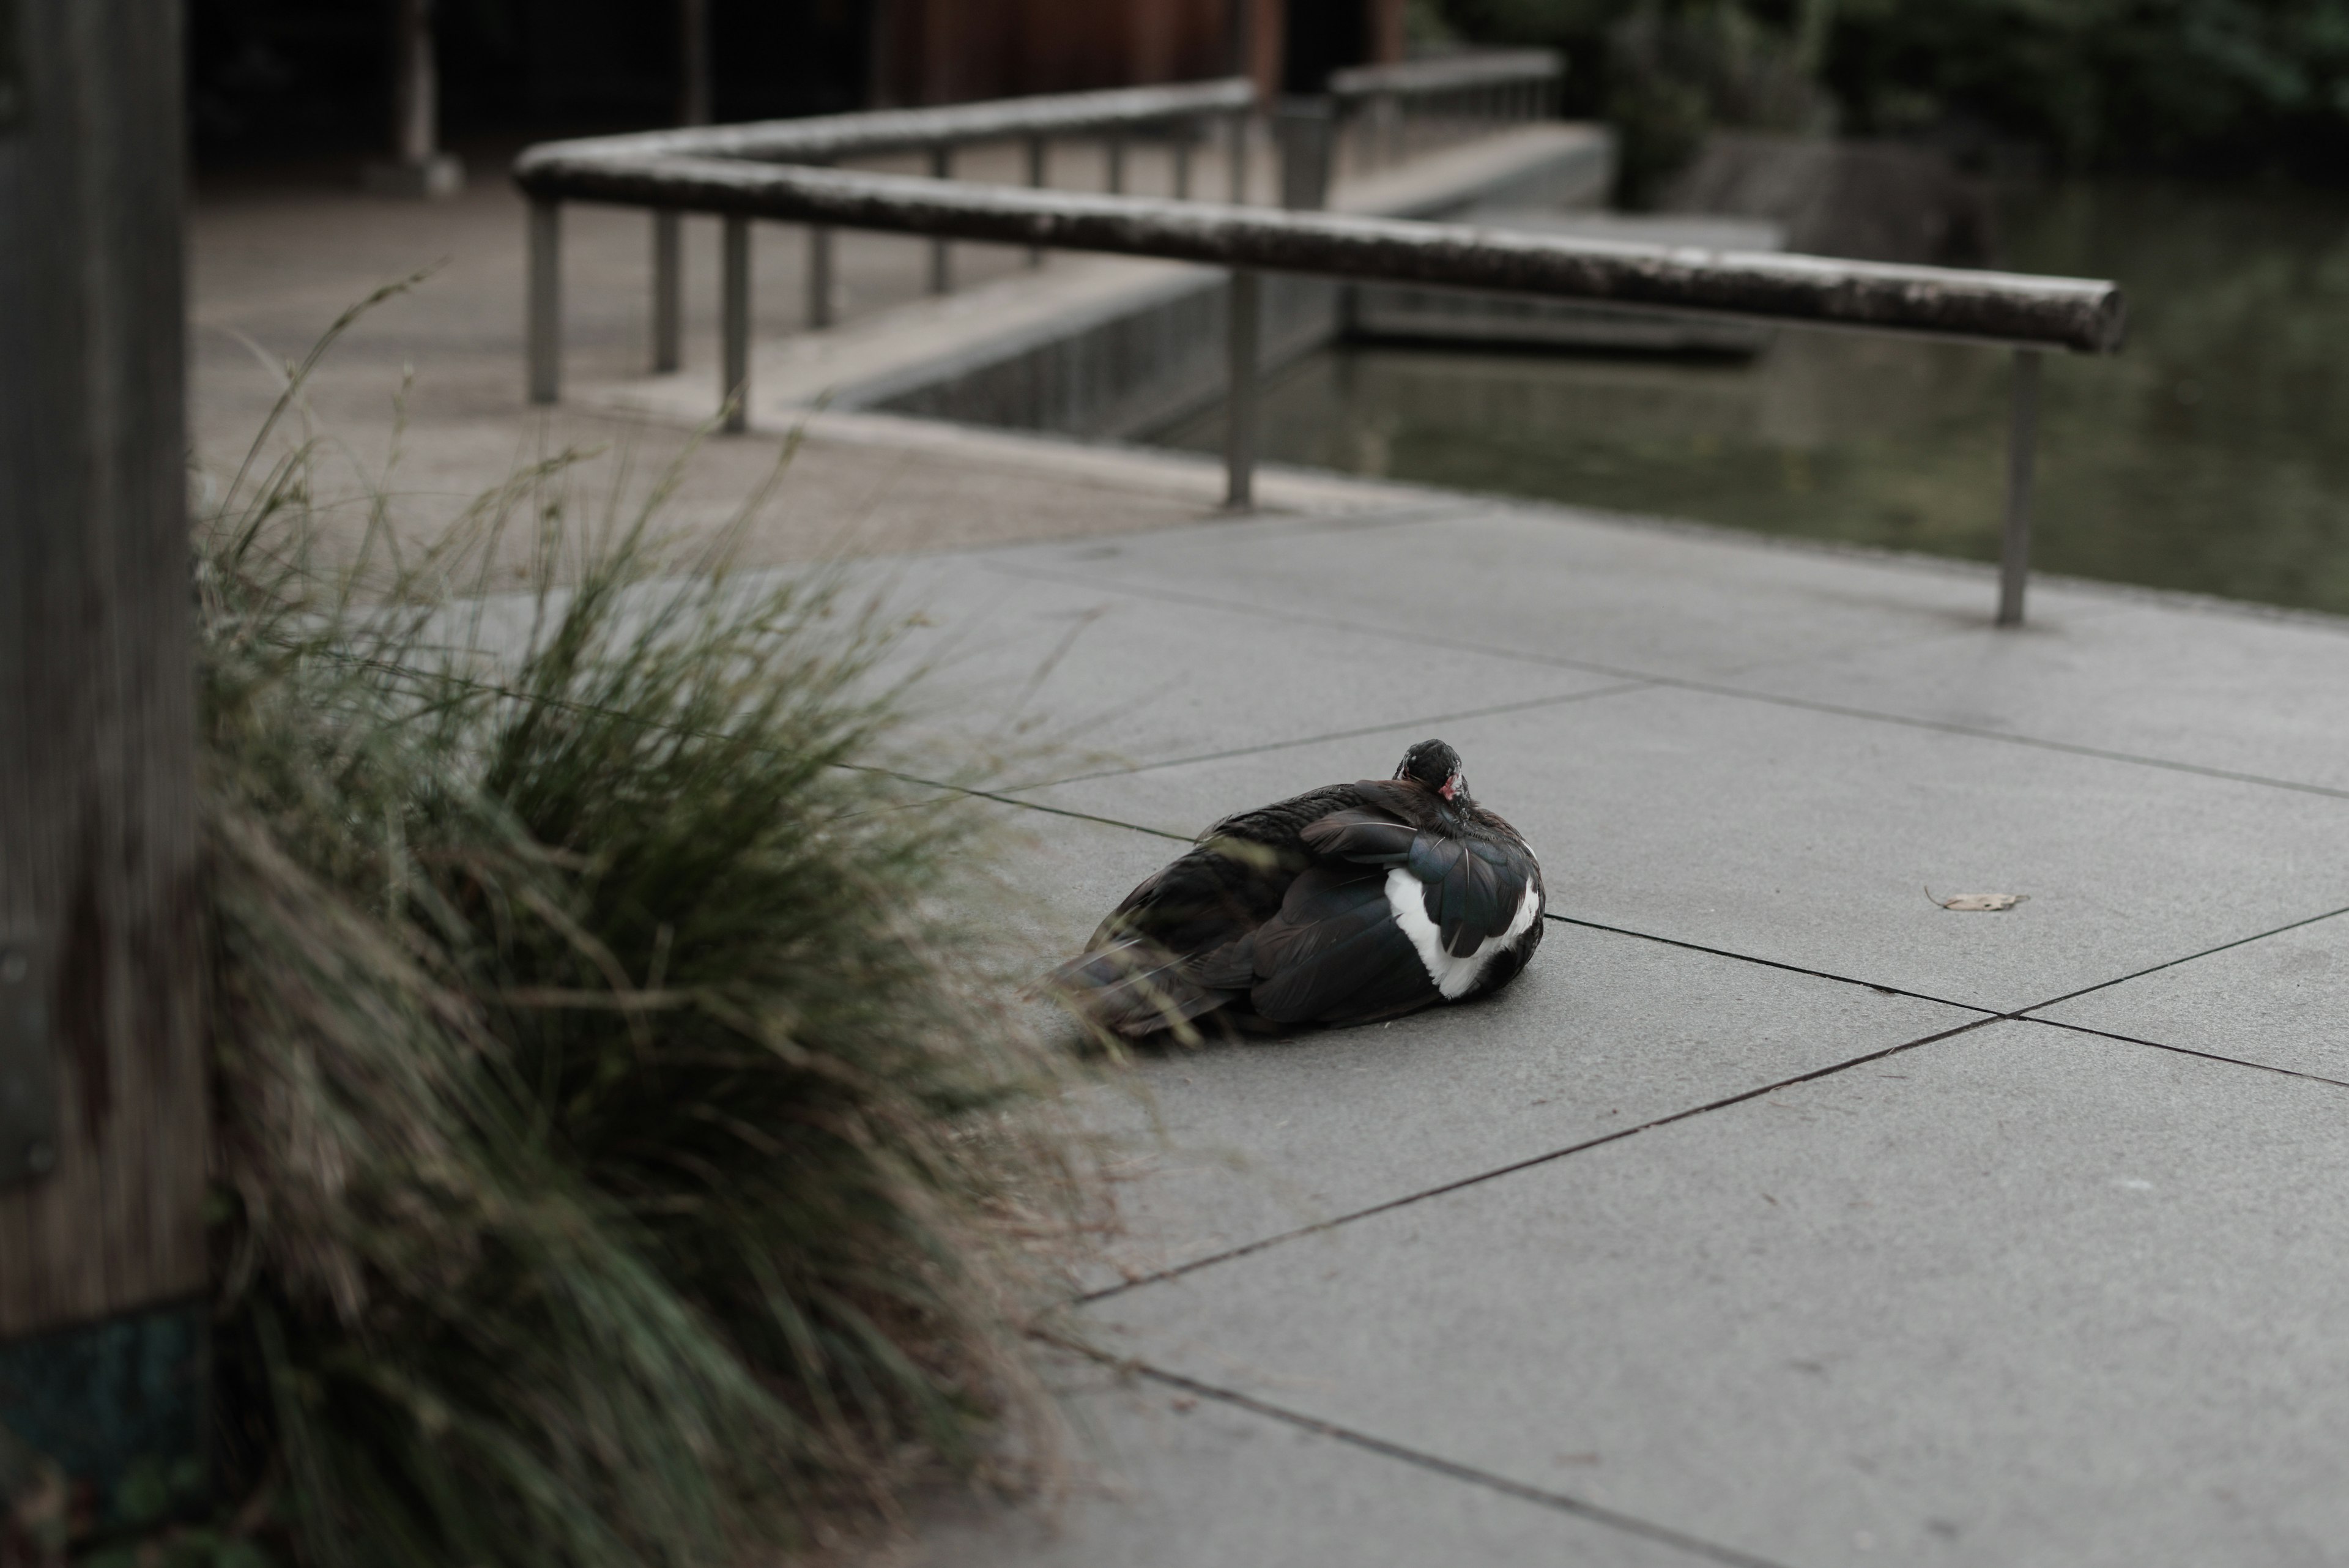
1225,268,1260,510
721,213,750,433
527,198,561,404
1026,136,1047,266
807,224,834,328
1998,347,2043,627
1277,97,1334,211
929,144,952,294
651,210,681,373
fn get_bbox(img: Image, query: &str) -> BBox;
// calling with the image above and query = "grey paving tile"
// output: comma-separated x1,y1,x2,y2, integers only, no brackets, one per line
982,805,1974,1290
853,554,1624,785
980,503,2132,685
1734,593,2349,798
1073,926,1975,1289
2034,910,2349,1082
908,1353,1723,1568
1018,685,2349,1013
1080,1023,2349,1568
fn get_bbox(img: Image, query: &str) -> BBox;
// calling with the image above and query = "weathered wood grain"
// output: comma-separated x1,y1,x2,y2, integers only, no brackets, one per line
0,0,205,1339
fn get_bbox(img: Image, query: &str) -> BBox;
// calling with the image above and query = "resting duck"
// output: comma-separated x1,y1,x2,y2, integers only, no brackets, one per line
1049,740,1545,1038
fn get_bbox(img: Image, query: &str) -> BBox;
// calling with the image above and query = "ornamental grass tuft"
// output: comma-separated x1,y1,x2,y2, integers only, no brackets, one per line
195,294,1099,1566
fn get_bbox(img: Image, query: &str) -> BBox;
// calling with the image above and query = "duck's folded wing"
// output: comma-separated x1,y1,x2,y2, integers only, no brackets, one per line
1305,797,1539,960
1086,839,1286,953
1248,865,1435,1024
1299,807,1418,864
1406,834,1535,957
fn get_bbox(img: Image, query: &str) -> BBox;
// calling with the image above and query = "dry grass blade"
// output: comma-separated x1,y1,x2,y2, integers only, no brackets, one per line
193,288,1109,1566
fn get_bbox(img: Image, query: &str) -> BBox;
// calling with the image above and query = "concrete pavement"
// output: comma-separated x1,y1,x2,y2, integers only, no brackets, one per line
881,500,2349,1568
189,144,2349,1568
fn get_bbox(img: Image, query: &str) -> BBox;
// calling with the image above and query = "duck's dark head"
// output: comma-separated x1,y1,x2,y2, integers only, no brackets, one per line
1395,738,1468,804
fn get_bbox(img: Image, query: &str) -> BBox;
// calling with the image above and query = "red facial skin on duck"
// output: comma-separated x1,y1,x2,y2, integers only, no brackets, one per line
1438,774,1461,802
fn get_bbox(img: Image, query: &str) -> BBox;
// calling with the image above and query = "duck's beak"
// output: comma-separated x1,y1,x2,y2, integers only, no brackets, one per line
1438,776,1459,802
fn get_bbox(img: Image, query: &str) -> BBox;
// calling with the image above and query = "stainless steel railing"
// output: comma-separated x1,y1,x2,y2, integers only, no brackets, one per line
558,79,1260,375
513,78,2123,626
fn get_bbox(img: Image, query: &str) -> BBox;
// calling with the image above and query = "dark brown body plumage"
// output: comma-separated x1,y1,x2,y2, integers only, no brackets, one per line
1048,741,1545,1038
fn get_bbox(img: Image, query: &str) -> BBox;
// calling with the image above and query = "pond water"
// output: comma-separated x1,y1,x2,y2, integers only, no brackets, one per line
1154,181,2349,616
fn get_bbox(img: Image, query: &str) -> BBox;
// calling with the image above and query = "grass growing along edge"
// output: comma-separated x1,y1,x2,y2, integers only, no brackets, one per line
185,290,1111,1567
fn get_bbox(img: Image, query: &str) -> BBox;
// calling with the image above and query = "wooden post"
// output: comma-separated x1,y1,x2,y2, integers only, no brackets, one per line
0,0,210,1538
363,0,462,196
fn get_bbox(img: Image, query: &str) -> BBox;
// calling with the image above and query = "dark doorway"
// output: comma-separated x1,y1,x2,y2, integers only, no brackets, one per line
1280,0,1367,95
187,0,872,169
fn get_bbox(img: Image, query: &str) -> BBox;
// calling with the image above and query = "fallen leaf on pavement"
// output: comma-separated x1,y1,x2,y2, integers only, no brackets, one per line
1928,888,2027,912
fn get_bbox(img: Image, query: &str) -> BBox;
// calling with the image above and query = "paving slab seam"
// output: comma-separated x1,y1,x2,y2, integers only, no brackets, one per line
1075,1013,2006,1307
1642,683,2349,807
1001,681,1659,793
990,560,2349,809
980,770,2022,1009
363,652,2349,1036
1074,902,2349,1302
1478,492,2349,639
2015,901,2349,1016
1006,749,2005,1008
2021,1014,2349,1093
1033,1331,1794,1568
336,648,1203,842
1544,913,1992,1015
900,490,1480,561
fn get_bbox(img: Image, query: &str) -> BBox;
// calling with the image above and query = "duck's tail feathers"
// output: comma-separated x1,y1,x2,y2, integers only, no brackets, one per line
1044,938,1235,1039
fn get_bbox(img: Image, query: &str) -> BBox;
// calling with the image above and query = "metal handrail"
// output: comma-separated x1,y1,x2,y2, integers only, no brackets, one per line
1326,50,1564,171
513,80,2124,626
1327,49,1564,101
519,158,2119,348
554,79,1259,365
532,79,1256,166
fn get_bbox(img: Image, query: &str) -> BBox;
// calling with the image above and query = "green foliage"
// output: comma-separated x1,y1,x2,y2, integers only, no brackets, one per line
1825,0,2349,176
192,294,1095,1566
1608,1,1827,197
1433,1,1827,198
1438,0,2349,179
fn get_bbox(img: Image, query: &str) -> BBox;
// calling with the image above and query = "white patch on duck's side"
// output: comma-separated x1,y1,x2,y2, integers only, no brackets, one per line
1384,868,1543,1000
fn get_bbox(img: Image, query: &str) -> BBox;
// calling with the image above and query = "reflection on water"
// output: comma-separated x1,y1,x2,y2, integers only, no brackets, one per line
1155,182,2349,615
